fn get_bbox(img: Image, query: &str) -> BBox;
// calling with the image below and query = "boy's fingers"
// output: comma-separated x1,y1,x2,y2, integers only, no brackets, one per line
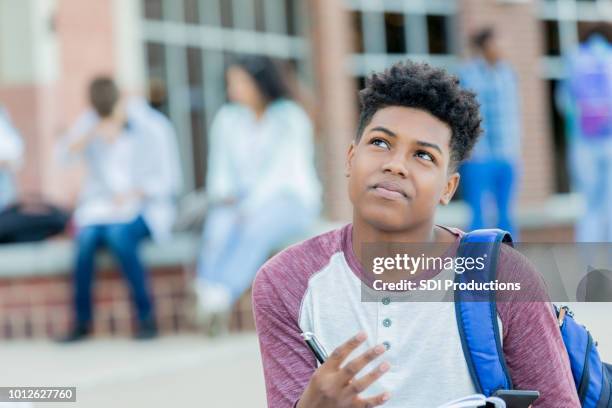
356,391,391,407
327,332,367,369
343,361,390,395
337,344,387,384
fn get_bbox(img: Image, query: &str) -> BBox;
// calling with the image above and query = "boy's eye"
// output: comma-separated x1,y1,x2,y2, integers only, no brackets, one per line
371,138,390,149
415,150,435,162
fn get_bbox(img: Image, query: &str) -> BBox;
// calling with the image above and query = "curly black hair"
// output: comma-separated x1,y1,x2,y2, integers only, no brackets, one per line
356,60,482,168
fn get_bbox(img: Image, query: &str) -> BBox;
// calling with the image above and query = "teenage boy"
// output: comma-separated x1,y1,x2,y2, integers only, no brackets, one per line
252,62,579,407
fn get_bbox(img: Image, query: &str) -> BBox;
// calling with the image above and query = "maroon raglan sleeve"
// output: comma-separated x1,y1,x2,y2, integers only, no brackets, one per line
496,244,580,407
252,249,320,408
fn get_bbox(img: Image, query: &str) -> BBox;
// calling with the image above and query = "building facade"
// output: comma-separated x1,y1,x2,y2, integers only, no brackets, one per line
1,0,608,221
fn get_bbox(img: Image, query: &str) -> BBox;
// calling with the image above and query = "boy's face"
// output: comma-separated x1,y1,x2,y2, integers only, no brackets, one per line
346,106,459,233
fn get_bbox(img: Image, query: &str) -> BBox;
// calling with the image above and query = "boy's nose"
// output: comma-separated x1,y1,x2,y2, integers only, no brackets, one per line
382,155,409,178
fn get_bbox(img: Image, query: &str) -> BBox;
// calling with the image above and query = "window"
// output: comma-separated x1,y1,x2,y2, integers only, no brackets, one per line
351,11,365,53
143,0,163,20
254,0,266,31
385,13,406,54
186,47,206,187
547,79,570,193
200,0,221,26
141,0,309,190
220,0,233,28
542,20,561,56
183,0,200,24
346,1,457,89
145,42,168,115
427,15,450,55
285,0,298,36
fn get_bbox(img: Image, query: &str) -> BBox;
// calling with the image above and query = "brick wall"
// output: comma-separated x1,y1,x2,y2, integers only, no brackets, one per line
0,266,256,339
0,219,574,340
309,0,357,222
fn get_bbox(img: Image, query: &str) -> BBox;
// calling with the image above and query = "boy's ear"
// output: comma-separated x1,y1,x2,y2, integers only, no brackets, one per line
345,142,356,178
440,172,460,205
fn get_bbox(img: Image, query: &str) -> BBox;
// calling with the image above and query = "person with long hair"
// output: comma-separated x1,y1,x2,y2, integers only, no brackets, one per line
195,55,321,320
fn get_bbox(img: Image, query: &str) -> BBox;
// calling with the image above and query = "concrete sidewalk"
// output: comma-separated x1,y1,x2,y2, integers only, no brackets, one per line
0,304,609,408
0,333,266,408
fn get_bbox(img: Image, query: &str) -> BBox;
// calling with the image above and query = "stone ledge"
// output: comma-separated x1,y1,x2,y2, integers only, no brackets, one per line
435,193,581,230
0,233,201,278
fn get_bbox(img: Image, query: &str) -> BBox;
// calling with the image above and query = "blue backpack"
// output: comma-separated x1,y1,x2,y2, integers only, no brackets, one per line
455,229,612,407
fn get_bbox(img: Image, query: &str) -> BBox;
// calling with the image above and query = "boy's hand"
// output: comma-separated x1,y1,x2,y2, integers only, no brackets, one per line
297,332,391,408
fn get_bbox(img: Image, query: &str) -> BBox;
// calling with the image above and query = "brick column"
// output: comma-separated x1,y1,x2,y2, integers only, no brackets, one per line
0,0,117,206
457,0,554,204
45,0,117,206
308,0,357,221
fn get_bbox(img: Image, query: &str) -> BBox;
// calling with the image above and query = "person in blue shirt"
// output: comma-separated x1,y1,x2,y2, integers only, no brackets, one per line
459,27,522,237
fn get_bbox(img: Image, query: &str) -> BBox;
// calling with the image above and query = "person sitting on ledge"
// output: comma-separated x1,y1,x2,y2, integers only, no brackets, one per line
57,77,181,342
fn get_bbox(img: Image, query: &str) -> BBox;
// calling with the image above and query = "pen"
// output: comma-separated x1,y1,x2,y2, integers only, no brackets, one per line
302,331,328,364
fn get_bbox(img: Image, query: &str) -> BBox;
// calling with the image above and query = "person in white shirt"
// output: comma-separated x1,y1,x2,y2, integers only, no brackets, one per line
57,77,182,341
196,56,322,320
0,106,24,209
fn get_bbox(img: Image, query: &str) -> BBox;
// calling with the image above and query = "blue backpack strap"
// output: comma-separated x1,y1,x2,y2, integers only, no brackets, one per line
454,229,514,396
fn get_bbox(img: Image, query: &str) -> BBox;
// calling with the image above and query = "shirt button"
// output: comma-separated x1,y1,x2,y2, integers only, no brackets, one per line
382,341,391,350
382,297,391,305
382,318,392,328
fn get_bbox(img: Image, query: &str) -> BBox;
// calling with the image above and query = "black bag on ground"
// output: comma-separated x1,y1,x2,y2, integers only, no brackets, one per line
0,200,70,243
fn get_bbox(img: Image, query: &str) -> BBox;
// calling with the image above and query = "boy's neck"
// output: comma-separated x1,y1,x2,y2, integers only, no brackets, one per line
352,213,453,260
352,216,435,243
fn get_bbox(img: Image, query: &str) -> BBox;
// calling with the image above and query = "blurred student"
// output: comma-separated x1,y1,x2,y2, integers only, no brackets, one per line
557,24,612,242
57,77,182,341
459,28,521,237
0,106,24,209
196,56,321,318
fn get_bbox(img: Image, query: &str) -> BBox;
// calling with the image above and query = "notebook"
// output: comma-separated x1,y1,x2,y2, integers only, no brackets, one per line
437,393,506,408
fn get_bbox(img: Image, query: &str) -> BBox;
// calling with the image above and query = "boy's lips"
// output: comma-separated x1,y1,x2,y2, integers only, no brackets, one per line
371,181,409,200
